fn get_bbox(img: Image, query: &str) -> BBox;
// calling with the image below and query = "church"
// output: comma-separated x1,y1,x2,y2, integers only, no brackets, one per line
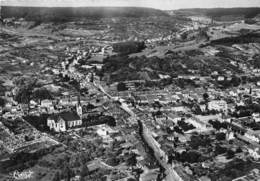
47,97,83,132
47,111,82,132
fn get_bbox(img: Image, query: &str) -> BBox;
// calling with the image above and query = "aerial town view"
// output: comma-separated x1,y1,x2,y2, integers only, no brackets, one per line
0,0,260,180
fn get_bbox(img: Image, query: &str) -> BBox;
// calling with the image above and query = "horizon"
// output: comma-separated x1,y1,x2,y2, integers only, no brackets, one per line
2,5,260,10
1,0,260,10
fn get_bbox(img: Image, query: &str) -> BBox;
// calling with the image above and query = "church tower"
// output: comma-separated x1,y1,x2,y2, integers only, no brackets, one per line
76,95,82,118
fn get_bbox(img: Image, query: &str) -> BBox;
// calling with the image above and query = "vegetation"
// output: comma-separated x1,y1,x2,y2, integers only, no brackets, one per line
113,41,146,55
209,158,260,180
175,8,260,20
211,33,260,46
23,114,50,132
206,8,260,19
83,115,116,127
2,6,168,22
14,79,38,113
0,97,6,107
177,120,195,131
32,88,53,104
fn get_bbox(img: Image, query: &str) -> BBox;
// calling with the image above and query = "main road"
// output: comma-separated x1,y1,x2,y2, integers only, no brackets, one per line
142,123,183,181
94,82,183,181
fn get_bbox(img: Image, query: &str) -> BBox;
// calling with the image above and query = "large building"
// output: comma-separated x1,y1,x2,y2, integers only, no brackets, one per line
47,111,82,132
208,100,228,111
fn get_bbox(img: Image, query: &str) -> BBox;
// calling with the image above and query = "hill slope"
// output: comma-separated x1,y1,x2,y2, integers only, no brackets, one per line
2,6,168,22
172,7,260,20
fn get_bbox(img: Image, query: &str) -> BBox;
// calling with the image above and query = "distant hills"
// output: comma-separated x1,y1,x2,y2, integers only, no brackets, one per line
1,6,168,22
172,7,260,20
4,6,259,22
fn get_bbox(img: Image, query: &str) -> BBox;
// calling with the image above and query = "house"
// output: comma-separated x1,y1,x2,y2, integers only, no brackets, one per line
244,130,260,143
47,111,82,132
208,100,227,111
167,113,182,123
187,118,211,131
154,114,167,122
253,113,260,122
41,99,54,111
226,131,235,141
247,144,260,160
138,95,149,104
171,105,186,112
199,104,207,112
60,97,70,105
217,76,225,81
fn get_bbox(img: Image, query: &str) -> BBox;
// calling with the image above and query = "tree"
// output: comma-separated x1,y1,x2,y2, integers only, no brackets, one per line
203,93,209,101
113,41,146,55
70,80,80,92
105,116,116,127
80,164,89,180
227,149,235,159
180,151,203,163
215,144,227,155
174,126,184,134
231,76,241,87
126,153,137,166
15,87,33,113
117,82,127,91
236,147,243,153
0,97,6,107
209,120,227,130
216,132,226,141
127,178,136,181
52,172,60,181
63,165,73,181
33,88,53,104
106,157,120,166
14,79,37,113
189,135,211,149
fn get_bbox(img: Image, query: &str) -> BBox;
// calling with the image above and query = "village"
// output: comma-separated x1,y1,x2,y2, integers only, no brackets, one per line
1,4,260,181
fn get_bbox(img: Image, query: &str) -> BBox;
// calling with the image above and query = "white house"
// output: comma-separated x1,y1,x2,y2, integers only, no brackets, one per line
187,118,208,131
171,105,186,112
244,131,260,143
248,145,260,160
208,100,227,111
217,76,225,81
253,113,260,122
199,104,207,112
167,113,182,123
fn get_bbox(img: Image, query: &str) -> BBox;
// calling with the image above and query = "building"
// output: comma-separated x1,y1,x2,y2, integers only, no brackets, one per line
47,111,82,132
208,100,227,111
247,145,260,160
167,113,182,123
244,130,260,143
187,118,211,131
171,105,187,112
253,113,260,122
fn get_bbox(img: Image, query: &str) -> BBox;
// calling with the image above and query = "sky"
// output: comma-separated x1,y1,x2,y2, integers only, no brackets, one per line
1,0,260,10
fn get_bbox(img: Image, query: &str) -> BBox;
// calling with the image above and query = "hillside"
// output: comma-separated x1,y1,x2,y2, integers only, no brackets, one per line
1,6,168,22
172,7,260,20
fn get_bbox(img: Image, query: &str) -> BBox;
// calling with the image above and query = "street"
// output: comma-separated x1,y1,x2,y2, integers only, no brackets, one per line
95,82,183,181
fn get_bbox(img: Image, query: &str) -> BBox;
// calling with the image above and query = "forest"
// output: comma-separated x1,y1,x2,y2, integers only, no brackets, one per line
2,6,168,22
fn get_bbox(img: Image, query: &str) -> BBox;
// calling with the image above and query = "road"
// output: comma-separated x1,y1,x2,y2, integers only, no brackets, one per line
95,82,183,181
94,83,137,118
142,123,183,181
